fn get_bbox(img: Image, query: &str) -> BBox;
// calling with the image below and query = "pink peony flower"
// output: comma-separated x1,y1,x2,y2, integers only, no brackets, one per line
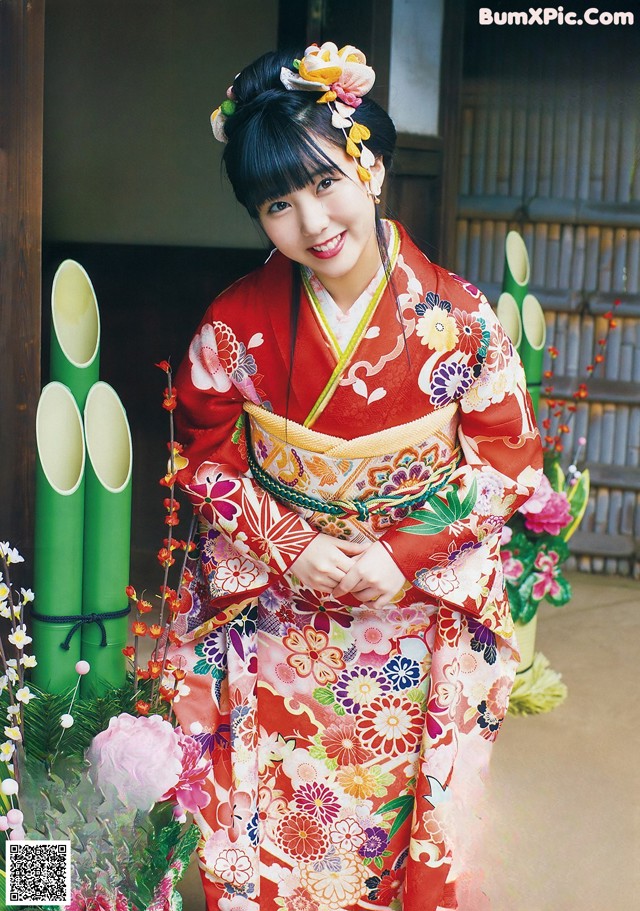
87,713,182,812
161,731,212,814
519,474,571,536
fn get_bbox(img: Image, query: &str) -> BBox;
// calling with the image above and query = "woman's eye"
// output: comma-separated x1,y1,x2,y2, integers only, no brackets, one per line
267,200,289,214
318,177,335,192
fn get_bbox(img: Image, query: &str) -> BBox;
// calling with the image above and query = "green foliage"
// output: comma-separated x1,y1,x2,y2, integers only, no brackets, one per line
398,479,477,536
10,680,138,765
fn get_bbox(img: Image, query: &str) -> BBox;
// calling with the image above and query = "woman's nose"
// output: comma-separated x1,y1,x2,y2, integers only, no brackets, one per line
299,198,329,237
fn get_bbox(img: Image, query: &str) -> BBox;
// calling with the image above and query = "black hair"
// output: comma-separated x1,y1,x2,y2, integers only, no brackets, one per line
221,49,397,217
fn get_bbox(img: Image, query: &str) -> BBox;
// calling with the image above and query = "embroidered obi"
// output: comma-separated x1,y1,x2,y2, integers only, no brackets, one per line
243,402,461,540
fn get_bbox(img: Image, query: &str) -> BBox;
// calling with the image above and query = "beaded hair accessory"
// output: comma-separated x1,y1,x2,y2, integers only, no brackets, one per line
279,43,378,193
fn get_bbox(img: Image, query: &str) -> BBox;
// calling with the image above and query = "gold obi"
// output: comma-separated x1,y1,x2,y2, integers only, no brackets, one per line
243,402,461,538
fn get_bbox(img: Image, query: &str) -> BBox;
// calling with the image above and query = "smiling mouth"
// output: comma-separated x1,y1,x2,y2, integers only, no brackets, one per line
309,232,346,257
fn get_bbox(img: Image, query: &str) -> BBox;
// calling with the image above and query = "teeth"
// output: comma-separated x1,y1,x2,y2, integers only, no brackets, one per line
312,234,342,253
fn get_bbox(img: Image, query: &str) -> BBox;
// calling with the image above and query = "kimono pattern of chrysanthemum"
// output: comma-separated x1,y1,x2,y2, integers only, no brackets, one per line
167,221,543,911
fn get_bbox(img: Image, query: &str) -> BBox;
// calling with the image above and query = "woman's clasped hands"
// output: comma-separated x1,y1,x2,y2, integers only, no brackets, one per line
290,534,407,607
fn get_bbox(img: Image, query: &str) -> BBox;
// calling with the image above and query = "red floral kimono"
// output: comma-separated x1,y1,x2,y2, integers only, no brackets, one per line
168,221,542,911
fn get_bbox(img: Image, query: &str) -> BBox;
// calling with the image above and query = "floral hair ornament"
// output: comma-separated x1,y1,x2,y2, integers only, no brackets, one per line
210,85,238,143
279,42,380,198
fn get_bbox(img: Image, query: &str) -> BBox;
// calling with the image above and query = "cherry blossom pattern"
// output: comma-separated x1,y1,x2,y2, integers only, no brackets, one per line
216,556,264,594
212,847,254,887
283,626,345,685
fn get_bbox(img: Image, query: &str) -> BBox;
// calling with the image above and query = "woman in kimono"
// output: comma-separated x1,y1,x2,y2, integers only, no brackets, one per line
168,42,543,911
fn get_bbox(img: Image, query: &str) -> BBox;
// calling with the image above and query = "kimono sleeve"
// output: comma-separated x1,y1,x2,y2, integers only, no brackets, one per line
173,312,318,579
379,304,543,589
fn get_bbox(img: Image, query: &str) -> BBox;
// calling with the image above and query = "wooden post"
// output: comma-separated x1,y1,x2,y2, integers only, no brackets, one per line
0,0,45,560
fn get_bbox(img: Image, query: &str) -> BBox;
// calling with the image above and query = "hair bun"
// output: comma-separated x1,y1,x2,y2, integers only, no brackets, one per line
231,49,296,107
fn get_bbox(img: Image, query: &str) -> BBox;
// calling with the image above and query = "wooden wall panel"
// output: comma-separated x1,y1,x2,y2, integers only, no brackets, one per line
0,0,45,560
456,19,640,575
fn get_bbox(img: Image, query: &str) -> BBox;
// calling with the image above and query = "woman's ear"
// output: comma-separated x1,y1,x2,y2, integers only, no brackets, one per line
368,157,386,201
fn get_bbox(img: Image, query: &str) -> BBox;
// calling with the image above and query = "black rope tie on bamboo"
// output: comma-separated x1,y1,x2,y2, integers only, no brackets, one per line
30,605,132,650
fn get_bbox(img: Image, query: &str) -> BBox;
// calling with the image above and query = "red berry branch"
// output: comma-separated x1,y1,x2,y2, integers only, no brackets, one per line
541,300,620,456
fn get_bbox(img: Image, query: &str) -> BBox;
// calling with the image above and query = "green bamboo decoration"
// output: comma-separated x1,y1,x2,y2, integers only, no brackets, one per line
502,230,530,312
50,260,101,410
519,294,547,415
32,383,86,694
496,292,523,349
81,383,133,697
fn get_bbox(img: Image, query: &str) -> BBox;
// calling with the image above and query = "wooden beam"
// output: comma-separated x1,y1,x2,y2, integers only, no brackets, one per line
0,0,45,560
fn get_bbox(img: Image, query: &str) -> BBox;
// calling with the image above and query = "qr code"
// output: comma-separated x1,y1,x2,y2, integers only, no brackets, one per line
5,840,71,907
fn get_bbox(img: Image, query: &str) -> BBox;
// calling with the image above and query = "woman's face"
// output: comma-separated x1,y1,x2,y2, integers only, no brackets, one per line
257,138,386,309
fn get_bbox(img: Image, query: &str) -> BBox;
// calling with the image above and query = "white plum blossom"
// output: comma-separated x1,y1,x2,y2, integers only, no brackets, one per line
0,543,23,564
15,687,35,705
19,655,37,669
7,626,32,650
20,589,34,604
3,727,21,743
0,743,15,762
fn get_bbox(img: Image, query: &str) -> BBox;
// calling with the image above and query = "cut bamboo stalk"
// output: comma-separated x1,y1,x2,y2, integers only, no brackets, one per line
519,294,546,415
50,260,100,410
502,230,530,311
81,382,133,697
496,292,522,349
32,383,86,694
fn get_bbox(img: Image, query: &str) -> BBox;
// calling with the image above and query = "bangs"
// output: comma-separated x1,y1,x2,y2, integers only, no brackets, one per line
224,107,344,216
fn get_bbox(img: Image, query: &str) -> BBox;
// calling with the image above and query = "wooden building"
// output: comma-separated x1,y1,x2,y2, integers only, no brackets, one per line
457,10,640,575
2,1,638,575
